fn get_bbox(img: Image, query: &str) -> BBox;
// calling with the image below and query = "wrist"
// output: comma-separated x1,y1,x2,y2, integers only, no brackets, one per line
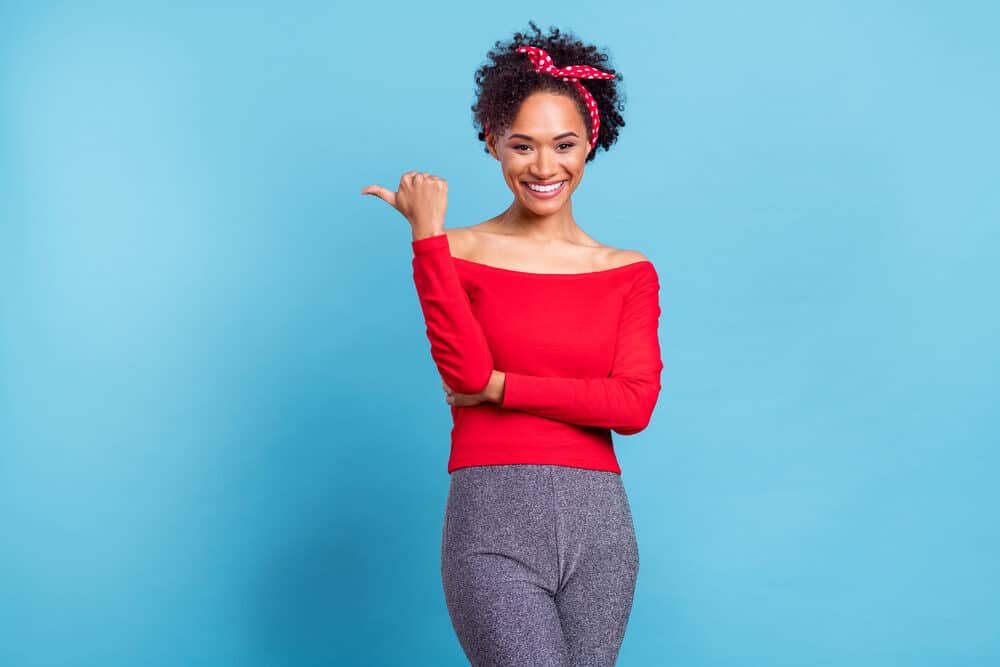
411,223,446,241
486,370,506,404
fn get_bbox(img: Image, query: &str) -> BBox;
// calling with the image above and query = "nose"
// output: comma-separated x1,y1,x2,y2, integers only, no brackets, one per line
531,146,557,180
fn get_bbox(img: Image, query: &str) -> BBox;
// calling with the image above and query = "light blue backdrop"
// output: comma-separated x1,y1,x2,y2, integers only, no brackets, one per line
1,1,997,665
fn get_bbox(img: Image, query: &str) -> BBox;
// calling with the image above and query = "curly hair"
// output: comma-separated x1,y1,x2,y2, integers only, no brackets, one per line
471,21,626,163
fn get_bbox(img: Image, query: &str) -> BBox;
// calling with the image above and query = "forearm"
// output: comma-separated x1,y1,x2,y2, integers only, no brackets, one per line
497,371,662,435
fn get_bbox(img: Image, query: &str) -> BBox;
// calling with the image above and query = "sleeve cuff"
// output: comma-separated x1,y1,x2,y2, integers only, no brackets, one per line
499,371,517,408
411,232,449,255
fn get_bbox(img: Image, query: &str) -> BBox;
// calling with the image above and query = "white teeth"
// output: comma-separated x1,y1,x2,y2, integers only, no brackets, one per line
526,180,565,192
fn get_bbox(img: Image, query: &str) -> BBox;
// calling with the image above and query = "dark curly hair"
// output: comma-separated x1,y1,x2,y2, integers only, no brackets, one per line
471,21,626,163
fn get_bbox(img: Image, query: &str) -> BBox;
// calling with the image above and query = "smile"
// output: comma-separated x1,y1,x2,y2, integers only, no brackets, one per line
523,180,567,198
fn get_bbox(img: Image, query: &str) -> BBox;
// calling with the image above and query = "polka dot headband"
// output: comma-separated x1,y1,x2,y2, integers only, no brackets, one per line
484,45,617,155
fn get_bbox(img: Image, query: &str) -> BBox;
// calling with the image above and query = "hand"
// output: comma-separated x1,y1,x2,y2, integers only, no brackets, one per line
361,171,448,234
442,371,505,407
442,379,486,408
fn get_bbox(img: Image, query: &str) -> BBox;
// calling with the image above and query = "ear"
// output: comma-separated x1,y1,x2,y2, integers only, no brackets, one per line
486,133,500,161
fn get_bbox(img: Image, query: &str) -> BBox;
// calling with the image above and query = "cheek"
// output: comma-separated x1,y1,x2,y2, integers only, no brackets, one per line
502,164,522,183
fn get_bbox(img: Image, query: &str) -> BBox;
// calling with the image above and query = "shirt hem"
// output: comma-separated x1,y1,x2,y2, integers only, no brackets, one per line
447,458,621,475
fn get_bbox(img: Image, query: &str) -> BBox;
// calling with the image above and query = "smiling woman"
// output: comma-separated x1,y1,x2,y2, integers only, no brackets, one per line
361,19,662,667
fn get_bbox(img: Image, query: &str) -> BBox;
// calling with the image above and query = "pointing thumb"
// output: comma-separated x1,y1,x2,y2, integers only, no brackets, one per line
360,184,397,209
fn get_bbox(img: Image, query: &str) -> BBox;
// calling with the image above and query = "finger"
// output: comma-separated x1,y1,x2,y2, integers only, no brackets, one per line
404,171,432,184
360,184,397,208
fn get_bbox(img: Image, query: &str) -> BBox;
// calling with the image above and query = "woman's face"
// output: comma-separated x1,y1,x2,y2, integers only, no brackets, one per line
487,91,589,216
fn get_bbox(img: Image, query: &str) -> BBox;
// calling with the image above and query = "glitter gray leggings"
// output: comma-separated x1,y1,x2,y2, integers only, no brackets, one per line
440,464,640,666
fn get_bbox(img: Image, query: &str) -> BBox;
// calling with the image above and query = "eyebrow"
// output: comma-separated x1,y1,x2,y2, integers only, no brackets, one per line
508,131,580,141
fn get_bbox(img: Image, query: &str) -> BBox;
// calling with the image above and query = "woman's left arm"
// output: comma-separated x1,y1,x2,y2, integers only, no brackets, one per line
494,265,664,435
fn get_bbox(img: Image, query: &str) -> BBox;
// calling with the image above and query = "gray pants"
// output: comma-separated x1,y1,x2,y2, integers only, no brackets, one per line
441,464,640,666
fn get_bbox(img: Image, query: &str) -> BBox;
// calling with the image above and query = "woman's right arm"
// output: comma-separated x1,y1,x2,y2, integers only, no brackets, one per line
411,231,494,395
362,172,494,395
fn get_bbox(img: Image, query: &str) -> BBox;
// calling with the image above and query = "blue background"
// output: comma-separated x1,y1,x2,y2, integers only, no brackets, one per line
2,1,998,665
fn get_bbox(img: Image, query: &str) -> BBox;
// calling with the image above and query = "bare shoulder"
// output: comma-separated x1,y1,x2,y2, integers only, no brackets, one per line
603,247,651,269
443,227,468,247
615,248,650,263
444,224,488,261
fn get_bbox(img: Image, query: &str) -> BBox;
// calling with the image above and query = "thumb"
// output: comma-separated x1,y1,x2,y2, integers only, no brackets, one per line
360,184,397,209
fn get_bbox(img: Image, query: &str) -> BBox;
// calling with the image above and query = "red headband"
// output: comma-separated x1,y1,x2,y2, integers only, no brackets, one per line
484,45,616,155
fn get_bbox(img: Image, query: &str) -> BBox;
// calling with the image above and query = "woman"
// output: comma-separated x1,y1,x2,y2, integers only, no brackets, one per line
362,21,663,666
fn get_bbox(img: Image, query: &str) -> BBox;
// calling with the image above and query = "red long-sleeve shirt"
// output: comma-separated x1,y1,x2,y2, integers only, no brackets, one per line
412,232,664,475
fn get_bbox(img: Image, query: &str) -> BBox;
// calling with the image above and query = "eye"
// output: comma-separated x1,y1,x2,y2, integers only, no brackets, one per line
513,144,531,151
558,142,576,150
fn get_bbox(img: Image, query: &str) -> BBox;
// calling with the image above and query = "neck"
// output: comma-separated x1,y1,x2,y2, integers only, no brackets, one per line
498,198,581,242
